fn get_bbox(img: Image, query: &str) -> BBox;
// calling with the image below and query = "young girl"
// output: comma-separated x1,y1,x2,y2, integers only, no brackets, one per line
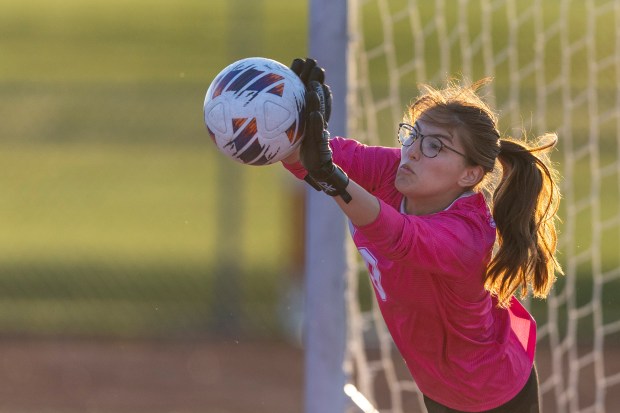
284,58,562,412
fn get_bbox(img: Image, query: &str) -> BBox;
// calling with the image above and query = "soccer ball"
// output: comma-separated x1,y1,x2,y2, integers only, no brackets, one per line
203,57,306,165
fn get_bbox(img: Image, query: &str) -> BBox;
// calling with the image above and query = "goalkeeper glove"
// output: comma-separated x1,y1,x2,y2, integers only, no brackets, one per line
290,58,350,202
290,58,332,124
300,91,352,203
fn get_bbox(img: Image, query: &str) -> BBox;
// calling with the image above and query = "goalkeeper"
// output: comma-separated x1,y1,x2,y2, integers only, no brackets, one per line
284,58,562,413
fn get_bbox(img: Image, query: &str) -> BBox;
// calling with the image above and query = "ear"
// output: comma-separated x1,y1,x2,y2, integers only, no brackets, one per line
458,164,484,188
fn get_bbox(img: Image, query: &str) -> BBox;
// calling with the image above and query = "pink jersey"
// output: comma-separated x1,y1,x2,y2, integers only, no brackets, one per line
284,137,536,412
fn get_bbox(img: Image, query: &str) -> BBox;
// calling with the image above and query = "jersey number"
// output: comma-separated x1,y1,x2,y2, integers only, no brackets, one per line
358,247,387,301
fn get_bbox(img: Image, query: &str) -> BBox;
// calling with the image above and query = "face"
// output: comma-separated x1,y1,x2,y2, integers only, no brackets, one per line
394,119,475,213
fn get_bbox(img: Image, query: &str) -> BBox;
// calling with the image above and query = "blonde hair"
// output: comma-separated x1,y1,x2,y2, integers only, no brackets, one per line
407,79,563,307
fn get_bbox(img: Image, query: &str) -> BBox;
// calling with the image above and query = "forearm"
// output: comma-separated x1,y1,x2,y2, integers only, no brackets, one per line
334,179,380,227
286,145,380,225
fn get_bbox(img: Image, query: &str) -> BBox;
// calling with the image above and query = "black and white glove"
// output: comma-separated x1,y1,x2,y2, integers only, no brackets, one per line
290,58,332,124
300,89,352,203
289,58,339,193
290,58,350,202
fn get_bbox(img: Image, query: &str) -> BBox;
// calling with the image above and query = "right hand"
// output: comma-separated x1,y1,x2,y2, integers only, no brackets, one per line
284,57,332,192
299,89,352,203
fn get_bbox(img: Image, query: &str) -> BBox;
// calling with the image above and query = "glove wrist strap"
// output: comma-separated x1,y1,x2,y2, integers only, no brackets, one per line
310,165,352,203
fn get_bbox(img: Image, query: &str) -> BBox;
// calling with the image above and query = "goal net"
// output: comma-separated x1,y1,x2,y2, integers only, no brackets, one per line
345,0,620,412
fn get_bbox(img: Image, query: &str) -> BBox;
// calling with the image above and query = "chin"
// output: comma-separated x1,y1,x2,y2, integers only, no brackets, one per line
394,175,410,195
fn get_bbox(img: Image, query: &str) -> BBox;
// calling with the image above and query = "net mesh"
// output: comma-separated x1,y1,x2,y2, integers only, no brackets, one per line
346,0,620,412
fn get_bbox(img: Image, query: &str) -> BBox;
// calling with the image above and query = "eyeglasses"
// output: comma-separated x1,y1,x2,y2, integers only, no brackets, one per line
397,122,467,159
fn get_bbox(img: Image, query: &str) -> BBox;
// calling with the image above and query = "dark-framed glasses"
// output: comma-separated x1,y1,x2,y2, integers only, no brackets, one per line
397,122,467,159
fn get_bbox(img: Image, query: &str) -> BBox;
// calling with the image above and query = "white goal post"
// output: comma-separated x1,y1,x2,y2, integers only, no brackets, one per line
307,0,620,412
305,1,350,412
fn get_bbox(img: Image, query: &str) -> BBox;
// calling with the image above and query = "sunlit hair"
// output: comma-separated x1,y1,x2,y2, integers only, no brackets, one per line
406,78,563,307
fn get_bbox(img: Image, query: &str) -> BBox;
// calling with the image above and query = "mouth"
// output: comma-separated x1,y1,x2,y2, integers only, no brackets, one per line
399,164,414,174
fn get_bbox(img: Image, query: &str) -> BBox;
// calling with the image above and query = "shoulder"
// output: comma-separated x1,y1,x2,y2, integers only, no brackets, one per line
330,136,401,180
330,137,400,158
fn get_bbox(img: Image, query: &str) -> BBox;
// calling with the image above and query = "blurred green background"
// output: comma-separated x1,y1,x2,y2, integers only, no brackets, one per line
1,0,619,343
0,0,308,338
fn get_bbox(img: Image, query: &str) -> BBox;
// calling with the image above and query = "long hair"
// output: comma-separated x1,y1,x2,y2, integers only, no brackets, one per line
407,79,563,307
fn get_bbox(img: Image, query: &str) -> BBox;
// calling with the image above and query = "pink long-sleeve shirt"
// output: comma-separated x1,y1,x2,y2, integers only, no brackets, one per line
284,137,536,411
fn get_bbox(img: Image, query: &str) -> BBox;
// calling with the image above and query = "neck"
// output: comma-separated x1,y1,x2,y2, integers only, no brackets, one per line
404,190,473,215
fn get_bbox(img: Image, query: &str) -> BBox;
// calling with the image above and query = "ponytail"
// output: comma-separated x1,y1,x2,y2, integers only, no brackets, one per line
485,134,563,307
406,79,563,307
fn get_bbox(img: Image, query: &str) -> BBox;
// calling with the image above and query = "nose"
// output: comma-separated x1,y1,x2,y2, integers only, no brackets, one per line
404,138,422,160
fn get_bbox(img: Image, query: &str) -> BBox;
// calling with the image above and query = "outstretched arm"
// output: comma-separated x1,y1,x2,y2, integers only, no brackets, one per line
333,179,380,227
288,57,381,226
301,98,380,226
283,138,380,227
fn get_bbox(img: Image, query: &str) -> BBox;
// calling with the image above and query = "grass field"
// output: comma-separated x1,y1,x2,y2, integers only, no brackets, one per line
0,0,307,337
1,0,618,339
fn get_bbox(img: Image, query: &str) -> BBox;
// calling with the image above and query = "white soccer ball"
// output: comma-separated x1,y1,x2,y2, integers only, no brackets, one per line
203,57,306,165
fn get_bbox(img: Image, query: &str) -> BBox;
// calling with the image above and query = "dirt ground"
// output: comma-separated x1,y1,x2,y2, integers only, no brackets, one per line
0,337,303,413
0,337,618,413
